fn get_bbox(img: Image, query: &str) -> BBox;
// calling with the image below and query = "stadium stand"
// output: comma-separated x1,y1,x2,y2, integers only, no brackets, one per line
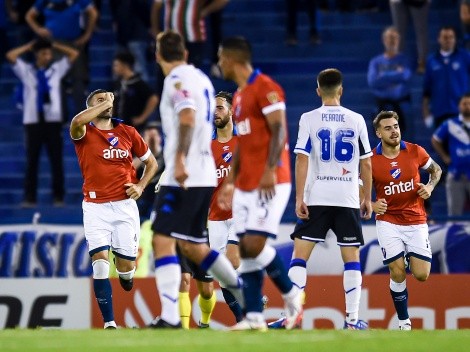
0,0,460,224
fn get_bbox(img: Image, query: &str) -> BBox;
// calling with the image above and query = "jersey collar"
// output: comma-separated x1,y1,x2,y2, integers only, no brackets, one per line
89,118,123,127
376,140,406,155
247,69,261,84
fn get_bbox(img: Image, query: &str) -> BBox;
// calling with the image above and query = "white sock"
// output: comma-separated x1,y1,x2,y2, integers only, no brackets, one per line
116,267,135,281
288,266,307,290
206,252,245,308
344,269,362,323
155,262,181,325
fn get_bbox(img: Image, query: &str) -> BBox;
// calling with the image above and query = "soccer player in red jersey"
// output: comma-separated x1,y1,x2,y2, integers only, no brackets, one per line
70,90,158,329
371,110,442,330
217,36,302,330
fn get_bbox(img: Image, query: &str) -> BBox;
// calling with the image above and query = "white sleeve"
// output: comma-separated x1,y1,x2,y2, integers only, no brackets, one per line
53,57,72,78
293,114,311,156
11,59,30,81
358,116,373,159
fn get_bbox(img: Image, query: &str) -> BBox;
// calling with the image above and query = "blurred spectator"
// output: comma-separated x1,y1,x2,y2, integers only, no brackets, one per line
432,93,470,217
5,0,35,47
422,26,470,129
0,0,8,76
110,0,152,82
460,0,470,49
285,0,321,46
133,122,165,220
389,0,430,73
150,0,229,68
112,51,158,133
367,26,412,136
6,39,79,207
208,0,225,77
25,0,98,115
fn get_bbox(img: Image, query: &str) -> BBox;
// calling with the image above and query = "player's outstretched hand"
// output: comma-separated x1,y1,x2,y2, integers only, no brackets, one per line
372,198,387,215
417,182,432,199
125,183,143,200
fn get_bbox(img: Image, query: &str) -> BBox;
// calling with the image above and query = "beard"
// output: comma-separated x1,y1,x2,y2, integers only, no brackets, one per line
214,116,230,129
98,109,113,119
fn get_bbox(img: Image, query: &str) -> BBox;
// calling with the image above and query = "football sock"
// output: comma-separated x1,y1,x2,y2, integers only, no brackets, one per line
344,262,362,324
200,250,244,308
288,258,307,290
240,269,264,313
390,279,409,320
221,287,244,322
263,247,293,294
155,256,181,325
92,259,114,323
116,267,135,280
179,291,191,329
198,293,216,325
93,279,114,323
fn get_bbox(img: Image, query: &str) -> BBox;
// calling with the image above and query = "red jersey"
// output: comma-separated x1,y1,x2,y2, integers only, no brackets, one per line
73,121,149,203
372,141,431,225
232,70,291,191
208,133,238,220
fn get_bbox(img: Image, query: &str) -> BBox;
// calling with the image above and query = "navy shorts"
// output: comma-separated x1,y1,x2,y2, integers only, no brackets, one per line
152,186,214,243
177,246,213,282
290,206,364,246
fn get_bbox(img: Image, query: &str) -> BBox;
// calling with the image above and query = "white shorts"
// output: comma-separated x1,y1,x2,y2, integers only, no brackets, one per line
376,220,432,265
233,183,291,239
208,218,238,253
83,199,140,260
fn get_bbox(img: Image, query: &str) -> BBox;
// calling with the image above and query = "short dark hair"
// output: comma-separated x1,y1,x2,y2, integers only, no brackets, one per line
373,110,399,130
86,89,107,108
460,92,470,102
157,30,185,62
32,39,52,53
215,91,233,106
317,68,343,90
114,50,135,68
219,36,252,63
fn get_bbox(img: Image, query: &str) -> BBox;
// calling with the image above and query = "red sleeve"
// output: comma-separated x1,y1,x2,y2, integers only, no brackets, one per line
130,127,149,159
417,144,431,168
255,77,286,112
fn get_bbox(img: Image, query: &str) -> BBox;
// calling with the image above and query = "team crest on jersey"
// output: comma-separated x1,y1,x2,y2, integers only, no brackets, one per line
108,136,119,147
266,91,280,104
222,152,232,163
390,168,401,179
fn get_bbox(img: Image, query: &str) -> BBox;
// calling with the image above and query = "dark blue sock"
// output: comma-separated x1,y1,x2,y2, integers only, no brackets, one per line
94,278,114,322
265,253,293,294
240,270,264,313
221,287,244,322
390,288,409,320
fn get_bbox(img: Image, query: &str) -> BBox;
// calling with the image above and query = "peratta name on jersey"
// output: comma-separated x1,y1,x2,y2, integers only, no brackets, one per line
384,178,414,195
102,148,130,159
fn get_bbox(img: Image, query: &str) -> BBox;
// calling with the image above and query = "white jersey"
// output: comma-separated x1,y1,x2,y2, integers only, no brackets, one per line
294,105,372,208
159,64,217,187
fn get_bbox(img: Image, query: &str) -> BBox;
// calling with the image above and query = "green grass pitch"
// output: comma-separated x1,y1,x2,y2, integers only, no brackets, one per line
1,329,470,352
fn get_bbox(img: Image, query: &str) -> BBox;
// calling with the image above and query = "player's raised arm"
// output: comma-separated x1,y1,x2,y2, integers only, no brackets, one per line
70,92,114,140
